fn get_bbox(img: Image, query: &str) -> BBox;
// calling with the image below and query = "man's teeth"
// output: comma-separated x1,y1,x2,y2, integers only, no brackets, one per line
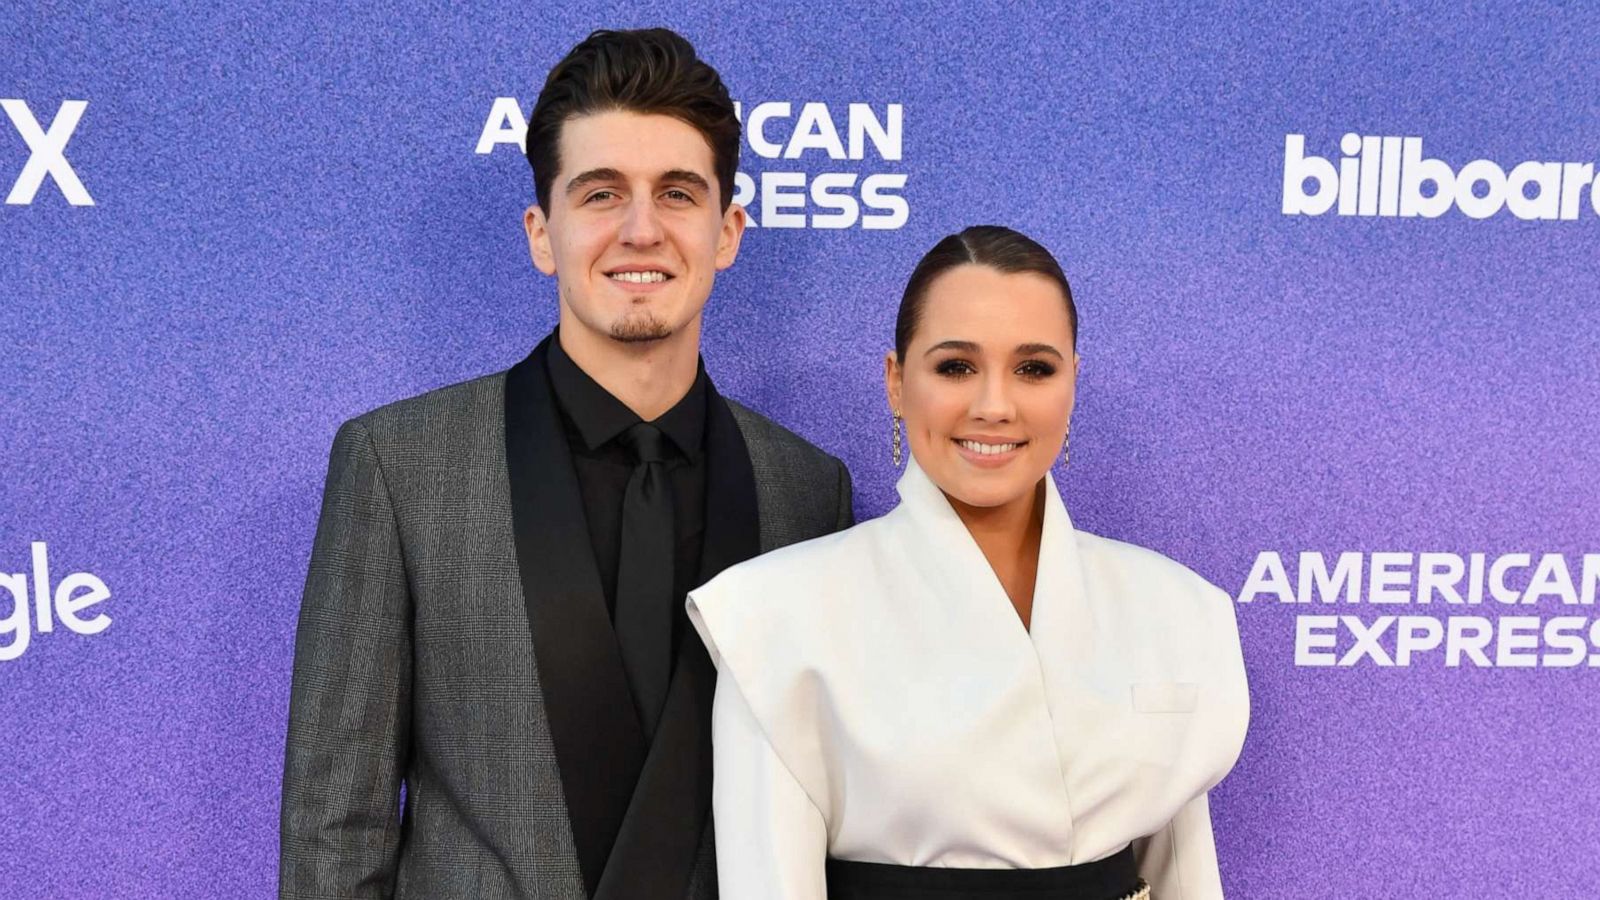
957,440,1022,456
610,271,668,283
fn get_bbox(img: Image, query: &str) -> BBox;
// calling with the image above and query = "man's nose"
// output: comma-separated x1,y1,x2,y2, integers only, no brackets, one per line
618,196,664,246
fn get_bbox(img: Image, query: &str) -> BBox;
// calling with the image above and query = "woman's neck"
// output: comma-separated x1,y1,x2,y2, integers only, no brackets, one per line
946,479,1047,630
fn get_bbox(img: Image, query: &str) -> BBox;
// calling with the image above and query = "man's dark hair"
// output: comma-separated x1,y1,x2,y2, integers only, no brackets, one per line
895,225,1080,361
526,28,741,213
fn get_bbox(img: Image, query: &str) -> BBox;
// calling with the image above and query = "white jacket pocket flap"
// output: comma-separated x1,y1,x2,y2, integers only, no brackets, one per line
1132,681,1198,713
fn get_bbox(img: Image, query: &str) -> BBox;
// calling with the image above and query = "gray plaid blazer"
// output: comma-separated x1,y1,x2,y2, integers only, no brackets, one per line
279,350,853,900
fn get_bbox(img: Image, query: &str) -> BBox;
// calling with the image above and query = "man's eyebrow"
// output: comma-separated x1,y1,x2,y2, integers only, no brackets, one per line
1015,342,1065,360
660,169,712,193
924,340,979,356
565,168,623,194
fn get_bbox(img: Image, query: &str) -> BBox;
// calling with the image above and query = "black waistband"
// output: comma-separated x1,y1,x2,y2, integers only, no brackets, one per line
825,845,1138,900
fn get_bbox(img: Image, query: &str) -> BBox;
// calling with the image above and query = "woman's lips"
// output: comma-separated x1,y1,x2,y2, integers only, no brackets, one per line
952,437,1028,467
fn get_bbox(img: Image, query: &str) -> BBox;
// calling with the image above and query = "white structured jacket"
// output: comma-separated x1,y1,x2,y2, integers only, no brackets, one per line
687,459,1249,899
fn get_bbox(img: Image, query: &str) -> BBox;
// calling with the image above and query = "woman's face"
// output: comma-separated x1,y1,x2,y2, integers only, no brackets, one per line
886,264,1079,513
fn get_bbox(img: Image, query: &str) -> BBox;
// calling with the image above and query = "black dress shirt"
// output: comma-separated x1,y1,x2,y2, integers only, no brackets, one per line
545,335,708,651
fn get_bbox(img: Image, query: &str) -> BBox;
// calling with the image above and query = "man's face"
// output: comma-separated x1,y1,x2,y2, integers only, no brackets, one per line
524,110,745,348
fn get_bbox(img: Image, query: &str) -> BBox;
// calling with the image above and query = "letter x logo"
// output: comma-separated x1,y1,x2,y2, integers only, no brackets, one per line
3,99,93,206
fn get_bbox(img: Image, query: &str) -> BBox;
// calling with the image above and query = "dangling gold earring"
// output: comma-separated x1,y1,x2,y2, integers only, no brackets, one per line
892,413,904,468
1061,422,1071,468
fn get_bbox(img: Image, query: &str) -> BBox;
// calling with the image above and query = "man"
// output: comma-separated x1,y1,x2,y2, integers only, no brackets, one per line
279,29,853,899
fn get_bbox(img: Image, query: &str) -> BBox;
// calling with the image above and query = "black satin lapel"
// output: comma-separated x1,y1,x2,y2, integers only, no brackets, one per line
695,382,763,585
505,338,648,897
592,629,715,900
595,383,760,900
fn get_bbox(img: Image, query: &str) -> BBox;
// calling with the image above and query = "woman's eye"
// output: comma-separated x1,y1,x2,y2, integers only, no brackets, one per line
1016,360,1058,380
934,359,976,378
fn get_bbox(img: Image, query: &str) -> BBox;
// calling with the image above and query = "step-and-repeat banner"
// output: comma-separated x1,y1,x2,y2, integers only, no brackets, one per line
4,2,1596,896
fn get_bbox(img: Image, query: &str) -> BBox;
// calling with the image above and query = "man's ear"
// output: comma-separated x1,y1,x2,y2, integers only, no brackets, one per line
714,203,748,271
524,204,557,275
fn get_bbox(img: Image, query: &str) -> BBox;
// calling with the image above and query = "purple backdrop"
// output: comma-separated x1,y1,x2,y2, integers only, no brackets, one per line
4,1,1597,896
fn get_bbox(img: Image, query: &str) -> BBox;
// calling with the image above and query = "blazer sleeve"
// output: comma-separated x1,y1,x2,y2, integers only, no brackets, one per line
833,460,855,531
279,419,413,899
1132,791,1225,900
711,674,830,900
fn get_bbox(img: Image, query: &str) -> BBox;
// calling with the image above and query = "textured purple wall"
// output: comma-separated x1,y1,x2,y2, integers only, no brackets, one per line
3,1,1597,896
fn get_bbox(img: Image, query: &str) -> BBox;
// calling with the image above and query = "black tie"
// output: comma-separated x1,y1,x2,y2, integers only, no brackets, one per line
615,422,674,739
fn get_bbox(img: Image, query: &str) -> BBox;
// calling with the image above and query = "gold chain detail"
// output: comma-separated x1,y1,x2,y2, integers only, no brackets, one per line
1117,879,1152,900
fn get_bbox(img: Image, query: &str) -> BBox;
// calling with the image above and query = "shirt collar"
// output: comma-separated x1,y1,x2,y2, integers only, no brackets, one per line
546,330,707,457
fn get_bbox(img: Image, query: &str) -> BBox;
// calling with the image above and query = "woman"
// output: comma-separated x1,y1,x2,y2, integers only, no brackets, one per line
687,226,1248,899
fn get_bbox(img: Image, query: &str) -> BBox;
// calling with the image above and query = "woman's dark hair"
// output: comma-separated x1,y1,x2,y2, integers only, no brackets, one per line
894,225,1079,361
526,28,741,212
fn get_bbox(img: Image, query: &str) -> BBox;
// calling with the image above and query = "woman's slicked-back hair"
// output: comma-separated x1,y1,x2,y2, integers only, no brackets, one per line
894,225,1079,361
525,28,741,213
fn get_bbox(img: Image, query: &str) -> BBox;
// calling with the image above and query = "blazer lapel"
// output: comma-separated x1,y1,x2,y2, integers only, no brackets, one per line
504,338,648,897
694,382,763,581
596,379,760,900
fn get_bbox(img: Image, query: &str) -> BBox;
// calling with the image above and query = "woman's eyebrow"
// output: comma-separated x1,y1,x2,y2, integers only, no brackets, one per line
1015,342,1064,360
923,340,979,356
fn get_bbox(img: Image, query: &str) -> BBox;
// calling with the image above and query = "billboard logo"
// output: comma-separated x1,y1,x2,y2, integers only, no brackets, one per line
3,100,93,207
477,98,908,230
1,543,112,662
1282,134,1598,220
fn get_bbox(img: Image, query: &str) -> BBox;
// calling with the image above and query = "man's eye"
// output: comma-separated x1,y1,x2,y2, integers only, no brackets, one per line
584,190,619,204
1016,360,1058,380
934,359,976,378
663,189,694,203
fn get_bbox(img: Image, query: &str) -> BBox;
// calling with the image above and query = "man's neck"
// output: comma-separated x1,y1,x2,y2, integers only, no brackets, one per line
557,319,703,421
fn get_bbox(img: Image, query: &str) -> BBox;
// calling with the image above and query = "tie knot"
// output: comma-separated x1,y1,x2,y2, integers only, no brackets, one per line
620,422,668,464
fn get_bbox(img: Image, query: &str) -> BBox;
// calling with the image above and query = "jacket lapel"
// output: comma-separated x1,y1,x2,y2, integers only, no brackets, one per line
595,378,761,900
504,338,648,897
